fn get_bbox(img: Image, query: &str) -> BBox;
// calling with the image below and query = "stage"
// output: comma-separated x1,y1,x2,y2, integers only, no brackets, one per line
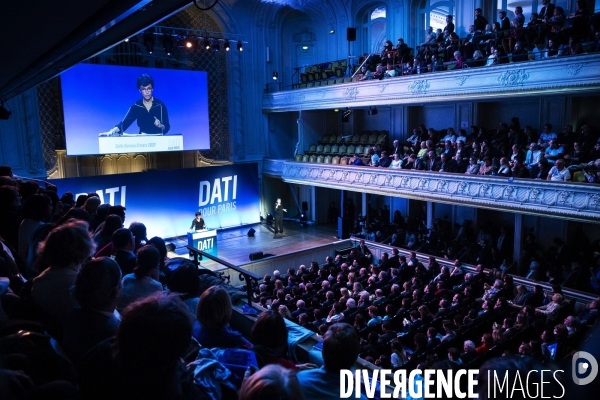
166,221,340,272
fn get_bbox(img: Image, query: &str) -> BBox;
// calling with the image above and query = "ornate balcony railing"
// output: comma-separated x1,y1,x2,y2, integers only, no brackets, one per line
278,160,600,223
263,53,600,112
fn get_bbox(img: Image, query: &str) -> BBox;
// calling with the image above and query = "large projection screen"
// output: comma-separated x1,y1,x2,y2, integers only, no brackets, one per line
61,64,210,155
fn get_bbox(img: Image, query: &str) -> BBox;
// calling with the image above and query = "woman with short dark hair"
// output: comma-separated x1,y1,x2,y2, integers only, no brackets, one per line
193,286,251,349
118,245,162,310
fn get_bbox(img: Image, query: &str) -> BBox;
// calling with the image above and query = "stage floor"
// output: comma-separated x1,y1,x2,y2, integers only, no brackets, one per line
166,221,341,271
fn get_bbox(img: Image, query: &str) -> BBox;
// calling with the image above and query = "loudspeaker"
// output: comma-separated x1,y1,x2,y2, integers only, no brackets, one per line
247,228,256,237
249,251,264,261
347,27,356,42
338,216,351,239
302,201,308,212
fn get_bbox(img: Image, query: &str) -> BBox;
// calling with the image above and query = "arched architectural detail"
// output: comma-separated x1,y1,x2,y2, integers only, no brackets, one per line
355,2,388,54
410,0,456,44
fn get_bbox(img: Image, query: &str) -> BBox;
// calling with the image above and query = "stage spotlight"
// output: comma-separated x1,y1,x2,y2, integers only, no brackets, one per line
330,29,335,34
266,213,273,226
181,36,195,49
299,213,308,227
143,30,155,54
212,41,220,52
237,40,243,51
368,106,378,115
272,71,278,80
204,37,211,50
162,34,175,56
247,228,256,237
224,40,230,51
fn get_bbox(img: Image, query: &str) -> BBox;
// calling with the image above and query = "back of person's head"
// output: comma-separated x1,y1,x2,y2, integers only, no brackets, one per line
117,292,192,367
0,165,13,177
60,192,75,207
83,196,101,214
94,203,110,224
252,310,288,351
112,228,133,249
0,186,18,208
464,340,476,352
147,237,167,262
73,257,122,310
107,205,126,221
22,193,52,221
322,323,360,372
133,245,160,279
19,180,40,201
75,194,88,208
39,220,94,268
57,207,91,225
238,364,303,400
100,214,123,235
129,222,147,244
196,286,231,330
168,263,199,299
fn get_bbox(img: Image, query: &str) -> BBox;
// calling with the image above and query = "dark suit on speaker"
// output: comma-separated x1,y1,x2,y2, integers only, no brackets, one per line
274,203,285,234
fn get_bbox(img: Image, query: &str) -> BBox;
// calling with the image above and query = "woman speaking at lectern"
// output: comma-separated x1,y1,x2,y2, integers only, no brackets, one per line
190,212,206,231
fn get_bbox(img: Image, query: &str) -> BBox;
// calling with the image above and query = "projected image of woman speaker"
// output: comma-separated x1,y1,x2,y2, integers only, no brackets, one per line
108,74,170,135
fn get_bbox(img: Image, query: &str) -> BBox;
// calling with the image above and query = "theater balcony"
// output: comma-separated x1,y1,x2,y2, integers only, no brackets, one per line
264,159,600,224
262,53,600,112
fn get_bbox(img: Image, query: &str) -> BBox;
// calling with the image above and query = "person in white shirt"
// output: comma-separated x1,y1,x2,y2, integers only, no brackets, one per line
390,153,402,168
456,129,468,144
439,127,457,144
538,123,557,146
547,159,571,181
525,143,543,169
384,64,397,78
406,129,420,146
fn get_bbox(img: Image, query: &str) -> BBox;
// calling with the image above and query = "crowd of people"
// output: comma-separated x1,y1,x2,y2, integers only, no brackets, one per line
0,166,380,399
354,2,599,80
339,119,600,182
348,202,600,296
255,241,598,398
1,163,599,398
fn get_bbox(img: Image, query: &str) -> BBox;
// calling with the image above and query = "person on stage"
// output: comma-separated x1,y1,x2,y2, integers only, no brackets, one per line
107,73,170,135
274,198,287,235
190,212,206,231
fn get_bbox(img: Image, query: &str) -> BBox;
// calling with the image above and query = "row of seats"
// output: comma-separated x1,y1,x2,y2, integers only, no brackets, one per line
306,144,372,157
293,76,352,89
300,60,348,83
294,154,372,165
319,131,389,145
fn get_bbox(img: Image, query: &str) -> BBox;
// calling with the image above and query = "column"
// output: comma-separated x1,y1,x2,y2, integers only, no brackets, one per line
513,213,523,267
362,192,367,217
426,201,434,230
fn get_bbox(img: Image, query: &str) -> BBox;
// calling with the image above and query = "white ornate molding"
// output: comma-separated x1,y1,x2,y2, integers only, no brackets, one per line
281,161,600,223
263,54,600,112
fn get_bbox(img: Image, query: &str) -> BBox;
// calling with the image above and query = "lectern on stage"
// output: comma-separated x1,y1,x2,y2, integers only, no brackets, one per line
187,229,218,257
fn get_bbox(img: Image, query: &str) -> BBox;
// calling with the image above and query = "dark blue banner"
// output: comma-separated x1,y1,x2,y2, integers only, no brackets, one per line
49,164,260,238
